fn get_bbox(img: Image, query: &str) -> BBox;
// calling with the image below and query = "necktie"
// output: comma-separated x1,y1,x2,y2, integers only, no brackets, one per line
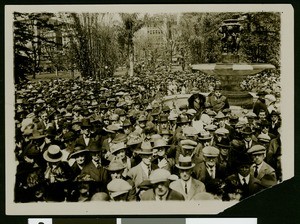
254,165,258,178
242,178,247,186
159,196,163,201
148,166,151,177
210,167,215,179
185,182,188,194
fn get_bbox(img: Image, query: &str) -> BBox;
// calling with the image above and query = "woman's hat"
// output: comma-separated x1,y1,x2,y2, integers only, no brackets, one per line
43,145,63,163
29,129,46,140
68,146,88,159
110,142,127,154
135,141,153,155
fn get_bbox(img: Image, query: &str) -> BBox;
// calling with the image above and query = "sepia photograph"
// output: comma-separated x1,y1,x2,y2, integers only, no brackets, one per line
5,4,294,215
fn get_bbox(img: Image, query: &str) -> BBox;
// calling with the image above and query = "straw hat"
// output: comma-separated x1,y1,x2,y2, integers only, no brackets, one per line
43,145,63,163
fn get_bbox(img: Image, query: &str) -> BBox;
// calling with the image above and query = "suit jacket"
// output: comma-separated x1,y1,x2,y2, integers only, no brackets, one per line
140,188,185,201
81,161,108,184
225,173,256,200
193,162,226,183
127,162,150,188
192,162,226,195
250,161,277,193
75,134,100,149
169,178,206,200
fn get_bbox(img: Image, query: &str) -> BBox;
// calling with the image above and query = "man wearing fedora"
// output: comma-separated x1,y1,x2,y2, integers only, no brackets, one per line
81,143,108,193
43,145,73,201
140,169,184,201
127,141,154,189
247,144,277,193
223,154,256,201
151,138,175,173
105,159,136,201
74,118,101,149
170,155,206,200
109,142,131,177
231,125,258,157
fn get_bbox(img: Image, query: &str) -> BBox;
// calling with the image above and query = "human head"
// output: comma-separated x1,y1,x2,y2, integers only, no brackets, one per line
203,146,220,167
247,145,266,165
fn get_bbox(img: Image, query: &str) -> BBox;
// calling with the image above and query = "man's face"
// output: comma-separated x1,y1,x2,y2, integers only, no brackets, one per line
110,170,122,180
139,121,146,128
160,122,168,129
243,134,252,142
81,128,89,135
252,153,265,165
179,169,192,181
215,91,221,98
91,152,101,162
220,147,229,156
204,156,217,167
238,164,251,177
115,149,126,160
271,115,278,122
154,181,169,197
157,148,166,158
259,112,266,120
41,113,47,121
75,154,86,165
141,154,152,166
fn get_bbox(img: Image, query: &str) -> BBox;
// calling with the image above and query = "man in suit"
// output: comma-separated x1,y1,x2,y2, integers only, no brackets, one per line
75,118,101,149
151,138,175,172
223,154,256,201
140,169,184,201
193,146,226,196
170,155,206,200
247,144,277,193
81,143,108,193
126,141,154,189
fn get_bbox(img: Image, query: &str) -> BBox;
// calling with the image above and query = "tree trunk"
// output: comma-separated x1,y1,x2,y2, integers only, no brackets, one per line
128,41,134,77
55,67,58,76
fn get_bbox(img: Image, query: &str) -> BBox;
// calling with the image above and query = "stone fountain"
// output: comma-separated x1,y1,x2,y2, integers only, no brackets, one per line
192,18,275,107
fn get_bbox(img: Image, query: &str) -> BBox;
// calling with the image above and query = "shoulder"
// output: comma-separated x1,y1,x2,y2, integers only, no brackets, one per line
168,189,185,200
191,178,205,187
140,189,155,201
261,161,275,173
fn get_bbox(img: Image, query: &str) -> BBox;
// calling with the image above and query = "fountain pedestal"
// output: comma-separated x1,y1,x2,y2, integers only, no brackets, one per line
192,59,275,107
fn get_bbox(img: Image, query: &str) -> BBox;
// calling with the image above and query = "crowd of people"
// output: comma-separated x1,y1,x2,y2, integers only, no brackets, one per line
14,69,282,202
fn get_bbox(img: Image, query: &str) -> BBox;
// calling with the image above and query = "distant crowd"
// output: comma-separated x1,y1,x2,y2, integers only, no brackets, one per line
14,69,281,202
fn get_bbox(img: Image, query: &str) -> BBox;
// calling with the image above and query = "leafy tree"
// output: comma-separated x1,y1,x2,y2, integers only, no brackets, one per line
118,13,145,77
13,12,59,82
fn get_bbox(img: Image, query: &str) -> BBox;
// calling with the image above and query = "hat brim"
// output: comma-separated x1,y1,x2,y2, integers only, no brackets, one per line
203,154,218,157
43,150,63,163
198,136,212,140
68,149,89,159
136,150,153,155
111,147,127,154
153,145,170,149
150,178,169,184
105,166,126,172
30,134,47,140
175,163,195,170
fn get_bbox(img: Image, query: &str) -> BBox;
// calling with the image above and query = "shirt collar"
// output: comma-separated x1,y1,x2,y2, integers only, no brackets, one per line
155,190,169,201
238,173,250,184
